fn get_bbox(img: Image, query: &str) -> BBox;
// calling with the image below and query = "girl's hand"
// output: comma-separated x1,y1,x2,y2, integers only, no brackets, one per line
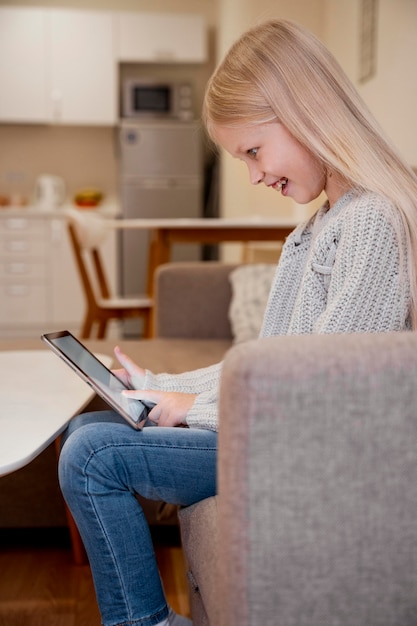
112,345,146,389
122,389,196,428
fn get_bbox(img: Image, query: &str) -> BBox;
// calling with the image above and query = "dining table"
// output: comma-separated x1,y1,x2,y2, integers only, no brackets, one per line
106,216,300,295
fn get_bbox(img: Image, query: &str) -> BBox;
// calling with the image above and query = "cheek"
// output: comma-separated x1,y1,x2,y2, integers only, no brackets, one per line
291,153,326,202
300,152,325,183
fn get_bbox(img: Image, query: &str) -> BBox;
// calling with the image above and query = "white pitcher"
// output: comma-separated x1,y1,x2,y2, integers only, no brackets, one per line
34,175,66,210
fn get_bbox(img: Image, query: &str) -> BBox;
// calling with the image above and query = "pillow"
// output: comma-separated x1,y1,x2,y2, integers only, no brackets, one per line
228,264,276,343
65,207,110,249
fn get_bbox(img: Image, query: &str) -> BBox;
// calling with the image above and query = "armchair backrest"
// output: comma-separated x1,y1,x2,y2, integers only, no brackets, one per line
154,262,237,339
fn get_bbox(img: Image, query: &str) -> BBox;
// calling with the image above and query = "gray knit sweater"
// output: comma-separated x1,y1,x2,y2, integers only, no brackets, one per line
143,189,411,431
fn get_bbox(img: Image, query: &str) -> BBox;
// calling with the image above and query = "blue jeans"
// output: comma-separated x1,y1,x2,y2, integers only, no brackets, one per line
58,410,217,626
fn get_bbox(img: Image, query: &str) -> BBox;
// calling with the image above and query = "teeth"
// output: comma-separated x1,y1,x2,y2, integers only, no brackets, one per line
276,178,288,190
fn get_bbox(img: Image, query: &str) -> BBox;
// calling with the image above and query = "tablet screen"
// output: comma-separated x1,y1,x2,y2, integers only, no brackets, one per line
41,331,147,429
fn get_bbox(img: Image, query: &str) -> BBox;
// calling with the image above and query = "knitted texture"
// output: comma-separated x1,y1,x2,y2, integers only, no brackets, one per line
228,263,277,343
144,189,411,431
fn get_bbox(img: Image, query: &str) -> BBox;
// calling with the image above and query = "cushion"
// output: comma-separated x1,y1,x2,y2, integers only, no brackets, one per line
65,207,110,249
228,264,276,343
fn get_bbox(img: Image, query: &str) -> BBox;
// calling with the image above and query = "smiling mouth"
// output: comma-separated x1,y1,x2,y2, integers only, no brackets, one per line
274,178,288,191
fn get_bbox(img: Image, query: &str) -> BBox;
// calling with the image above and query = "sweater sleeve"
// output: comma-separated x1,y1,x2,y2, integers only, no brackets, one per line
143,362,222,431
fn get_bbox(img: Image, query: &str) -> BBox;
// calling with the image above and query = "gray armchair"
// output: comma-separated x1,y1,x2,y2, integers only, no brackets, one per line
179,331,417,626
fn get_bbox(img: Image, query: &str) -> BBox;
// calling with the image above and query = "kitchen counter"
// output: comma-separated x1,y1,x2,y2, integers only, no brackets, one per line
0,203,119,337
0,198,121,219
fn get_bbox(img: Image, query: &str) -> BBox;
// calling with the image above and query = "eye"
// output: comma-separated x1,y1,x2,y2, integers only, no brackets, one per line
247,147,258,159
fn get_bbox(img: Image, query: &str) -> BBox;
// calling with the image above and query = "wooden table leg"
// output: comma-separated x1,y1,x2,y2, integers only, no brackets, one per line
146,230,172,338
54,436,88,565
147,230,171,295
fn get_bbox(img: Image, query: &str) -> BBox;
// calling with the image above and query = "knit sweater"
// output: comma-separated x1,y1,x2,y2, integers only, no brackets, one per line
143,189,411,431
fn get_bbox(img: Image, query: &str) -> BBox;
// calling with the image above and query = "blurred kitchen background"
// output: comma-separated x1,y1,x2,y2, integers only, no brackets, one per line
0,0,416,338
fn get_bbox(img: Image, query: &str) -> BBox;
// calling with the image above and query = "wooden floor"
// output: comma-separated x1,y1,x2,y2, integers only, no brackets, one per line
0,527,190,626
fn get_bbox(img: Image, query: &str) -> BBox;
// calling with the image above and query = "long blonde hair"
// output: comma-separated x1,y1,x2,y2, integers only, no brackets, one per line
203,19,417,328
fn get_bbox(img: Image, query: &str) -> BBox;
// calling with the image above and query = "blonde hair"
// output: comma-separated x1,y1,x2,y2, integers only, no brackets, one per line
203,19,417,328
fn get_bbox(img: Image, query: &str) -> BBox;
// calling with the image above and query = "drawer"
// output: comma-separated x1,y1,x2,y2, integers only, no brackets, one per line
0,237,48,257
0,216,47,234
0,282,48,324
0,260,47,280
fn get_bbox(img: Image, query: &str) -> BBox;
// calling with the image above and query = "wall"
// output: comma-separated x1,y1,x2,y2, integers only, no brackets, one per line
0,0,216,24
0,124,118,203
324,0,417,167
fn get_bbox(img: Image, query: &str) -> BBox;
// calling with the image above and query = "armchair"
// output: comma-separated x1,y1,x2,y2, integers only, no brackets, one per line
179,331,417,626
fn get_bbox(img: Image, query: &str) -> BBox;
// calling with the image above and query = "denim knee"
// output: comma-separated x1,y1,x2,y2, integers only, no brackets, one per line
58,424,92,501
58,417,132,501
60,410,125,449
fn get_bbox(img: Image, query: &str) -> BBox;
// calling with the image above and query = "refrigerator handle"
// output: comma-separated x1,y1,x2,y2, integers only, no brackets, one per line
112,125,121,163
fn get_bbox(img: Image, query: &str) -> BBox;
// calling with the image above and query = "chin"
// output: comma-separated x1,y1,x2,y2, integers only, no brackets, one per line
292,195,311,205
294,190,323,205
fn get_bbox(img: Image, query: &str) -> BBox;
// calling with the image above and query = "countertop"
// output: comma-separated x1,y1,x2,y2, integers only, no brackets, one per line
0,198,121,219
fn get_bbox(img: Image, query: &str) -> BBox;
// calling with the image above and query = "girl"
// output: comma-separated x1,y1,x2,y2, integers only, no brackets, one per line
59,18,417,626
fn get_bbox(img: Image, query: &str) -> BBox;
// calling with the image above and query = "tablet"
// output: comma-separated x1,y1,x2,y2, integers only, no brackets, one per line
41,330,148,430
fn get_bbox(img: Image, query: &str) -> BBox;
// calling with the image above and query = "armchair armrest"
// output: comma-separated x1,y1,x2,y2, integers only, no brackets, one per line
154,262,237,339
217,332,417,626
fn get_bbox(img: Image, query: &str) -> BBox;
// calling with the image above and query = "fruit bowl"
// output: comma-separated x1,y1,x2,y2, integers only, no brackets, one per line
74,188,103,208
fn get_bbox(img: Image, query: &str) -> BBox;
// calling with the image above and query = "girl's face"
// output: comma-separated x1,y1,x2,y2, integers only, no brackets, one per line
213,122,346,207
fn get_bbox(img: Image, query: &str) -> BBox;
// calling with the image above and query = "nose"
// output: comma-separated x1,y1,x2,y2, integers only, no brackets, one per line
248,163,264,185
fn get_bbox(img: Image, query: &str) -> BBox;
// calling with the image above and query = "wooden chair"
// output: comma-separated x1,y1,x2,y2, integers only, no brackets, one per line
66,210,153,339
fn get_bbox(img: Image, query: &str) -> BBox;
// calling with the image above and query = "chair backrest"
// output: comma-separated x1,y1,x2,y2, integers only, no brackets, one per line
65,210,111,306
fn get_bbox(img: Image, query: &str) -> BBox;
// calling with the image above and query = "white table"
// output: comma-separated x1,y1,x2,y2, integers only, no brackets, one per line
0,350,112,477
0,349,112,563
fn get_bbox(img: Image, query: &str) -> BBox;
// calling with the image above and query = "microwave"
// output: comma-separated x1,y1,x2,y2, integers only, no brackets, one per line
122,79,194,120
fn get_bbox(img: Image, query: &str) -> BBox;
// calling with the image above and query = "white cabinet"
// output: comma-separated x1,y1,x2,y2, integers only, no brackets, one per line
0,8,47,123
0,7,206,123
117,12,207,63
47,10,116,125
0,216,50,328
48,218,85,329
0,7,116,125
0,212,117,337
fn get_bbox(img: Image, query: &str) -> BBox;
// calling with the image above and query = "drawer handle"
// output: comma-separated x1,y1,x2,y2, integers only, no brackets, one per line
6,262,29,275
5,218,29,230
6,285,30,296
6,240,30,253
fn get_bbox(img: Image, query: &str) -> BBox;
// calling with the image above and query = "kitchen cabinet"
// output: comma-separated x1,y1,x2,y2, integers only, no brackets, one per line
116,12,207,63
0,7,206,124
0,215,50,329
47,9,116,125
0,8,47,123
0,212,116,337
0,7,116,125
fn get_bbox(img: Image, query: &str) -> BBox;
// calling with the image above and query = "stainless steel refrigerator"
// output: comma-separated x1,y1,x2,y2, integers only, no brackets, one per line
118,119,203,336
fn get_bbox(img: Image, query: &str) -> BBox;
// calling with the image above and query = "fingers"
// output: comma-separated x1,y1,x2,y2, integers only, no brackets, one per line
122,389,159,420
114,346,146,389
111,367,128,384
122,390,194,428
122,389,162,404
122,389,164,425
114,346,138,374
